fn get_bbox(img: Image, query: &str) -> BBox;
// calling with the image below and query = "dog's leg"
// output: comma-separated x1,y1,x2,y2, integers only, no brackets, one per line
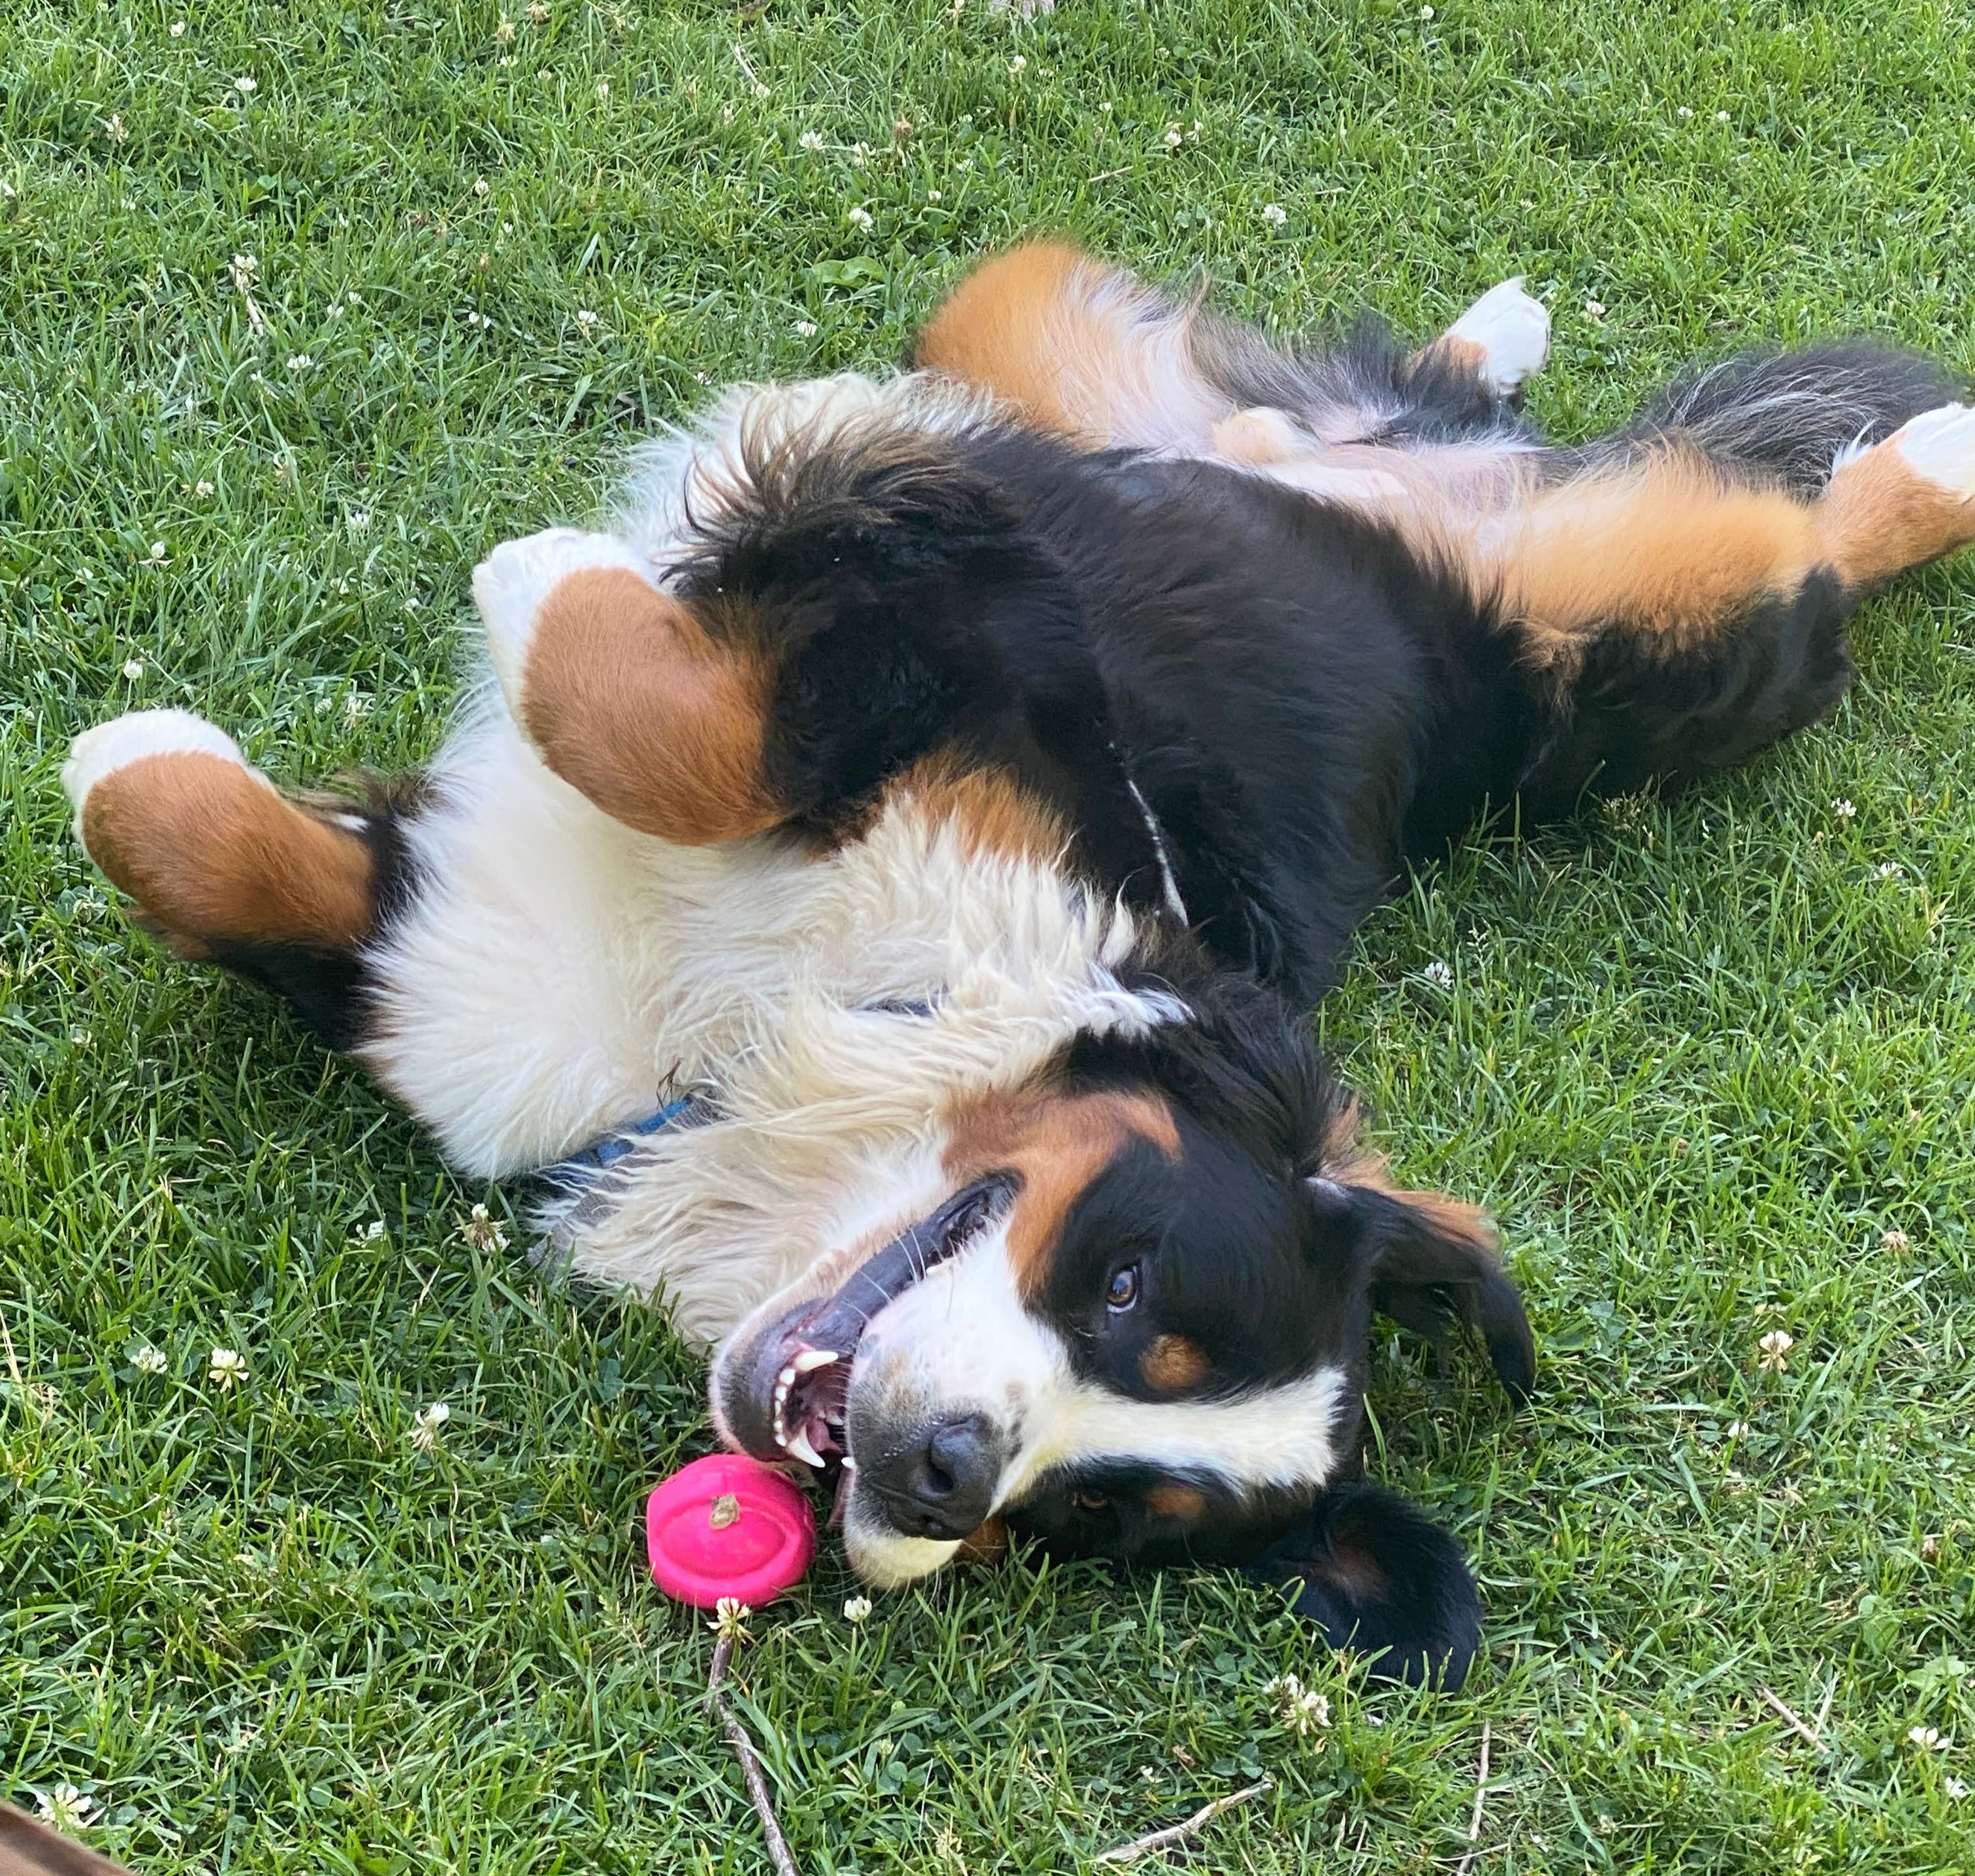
62,711,397,1046
915,242,1548,458
1445,398,1975,811
472,528,786,845
1407,277,1551,400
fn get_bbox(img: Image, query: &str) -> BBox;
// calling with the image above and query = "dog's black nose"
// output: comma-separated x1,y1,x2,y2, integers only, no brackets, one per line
863,1412,1000,1540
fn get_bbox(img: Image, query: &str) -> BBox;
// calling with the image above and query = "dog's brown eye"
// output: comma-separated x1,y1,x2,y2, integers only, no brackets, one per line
1106,1263,1140,1312
1069,1489,1110,1513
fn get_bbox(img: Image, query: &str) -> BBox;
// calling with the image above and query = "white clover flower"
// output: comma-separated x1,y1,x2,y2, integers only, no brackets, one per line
1757,1329,1794,1372
794,319,817,336
462,1202,509,1252
798,129,826,151
1833,798,1855,820
847,205,874,230
1715,110,1729,123
495,18,515,40
1261,202,1287,227
711,1596,753,1642
170,19,186,35
473,177,490,197
1948,1775,1968,1799
360,1220,388,1242
576,308,599,327
37,1785,95,1832
287,353,313,373
1419,3,1434,15
1882,1227,1911,1253
105,114,127,142
234,74,257,93
1423,959,1454,988
1677,105,1694,120
344,692,371,722
528,2,549,18
1265,1672,1331,1736
1584,299,1606,322
208,1347,247,1388
1009,55,1027,73
1164,123,1183,149
231,252,257,290
347,508,370,534
122,658,144,680
131,1343,168,1375
843,1594,873,1623
595,80,610,99
411,1400,451,1451
148,541,167,560
195,479,214,496
1876,861,1902,880
926,189,941,202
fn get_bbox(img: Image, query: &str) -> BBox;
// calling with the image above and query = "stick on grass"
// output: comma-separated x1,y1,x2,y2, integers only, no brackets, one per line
1093,1779,1270,1865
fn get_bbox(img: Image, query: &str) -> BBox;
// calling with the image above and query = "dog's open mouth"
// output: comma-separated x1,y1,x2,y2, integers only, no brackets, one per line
736,1173,1018,1476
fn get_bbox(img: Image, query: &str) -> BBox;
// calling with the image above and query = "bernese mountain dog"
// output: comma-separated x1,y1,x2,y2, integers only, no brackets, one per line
61,242,1975,1687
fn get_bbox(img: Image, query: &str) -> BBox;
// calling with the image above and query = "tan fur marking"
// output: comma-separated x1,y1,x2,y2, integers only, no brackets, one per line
890,754,1070,869
1317,1096,1497,1252
913,240,1111,438
1139,1333,1212,1395
1144,1483,1210,1525
944,1088,1182,1299
80,752,373,956
1409,333,1488,378
1819,440,1975,590
955,1515,1010,1564
1212,406,1305,466
518,566,782,845
1472,450,1822,673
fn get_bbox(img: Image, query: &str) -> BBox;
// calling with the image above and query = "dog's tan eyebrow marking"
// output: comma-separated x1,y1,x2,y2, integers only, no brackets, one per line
1144,1483,1209,1524
1139,1333,1211,1395
942,1089,1182,1300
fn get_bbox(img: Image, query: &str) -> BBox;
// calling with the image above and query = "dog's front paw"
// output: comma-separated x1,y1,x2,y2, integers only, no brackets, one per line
472,528,660,722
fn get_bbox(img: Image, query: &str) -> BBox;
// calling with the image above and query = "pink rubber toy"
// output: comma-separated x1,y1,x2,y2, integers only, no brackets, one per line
646,1453,816,1609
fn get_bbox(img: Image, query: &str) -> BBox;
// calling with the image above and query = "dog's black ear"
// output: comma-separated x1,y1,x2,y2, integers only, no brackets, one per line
1308,1175,1534,1404
1245,1482,1483,1689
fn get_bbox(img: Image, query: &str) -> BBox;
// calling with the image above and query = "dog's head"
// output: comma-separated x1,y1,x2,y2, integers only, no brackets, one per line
711,974,1532,1686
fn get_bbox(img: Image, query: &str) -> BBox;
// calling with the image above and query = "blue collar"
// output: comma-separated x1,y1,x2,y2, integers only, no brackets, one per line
539,995,942,1188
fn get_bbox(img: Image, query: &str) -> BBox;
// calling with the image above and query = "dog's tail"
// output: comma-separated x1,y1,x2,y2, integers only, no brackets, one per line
1612,340,1965,495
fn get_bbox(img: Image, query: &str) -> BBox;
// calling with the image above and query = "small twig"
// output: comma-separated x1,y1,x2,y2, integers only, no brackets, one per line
1755,1685,1827,1752
1093,1779,1270,1865
1452,1721,1492,1876
707,1632,801,1876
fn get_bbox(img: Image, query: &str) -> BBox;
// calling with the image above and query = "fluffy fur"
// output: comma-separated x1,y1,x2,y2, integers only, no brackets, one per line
63,244,1975,1688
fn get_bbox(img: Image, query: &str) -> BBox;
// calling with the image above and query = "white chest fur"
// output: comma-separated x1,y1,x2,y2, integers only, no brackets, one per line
357,694,1178,1345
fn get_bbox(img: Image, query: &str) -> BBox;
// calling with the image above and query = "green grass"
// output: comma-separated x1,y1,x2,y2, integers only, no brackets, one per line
5,0,1975,1868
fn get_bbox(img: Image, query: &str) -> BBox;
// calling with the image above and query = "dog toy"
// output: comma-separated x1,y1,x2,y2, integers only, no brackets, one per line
646,1453,815,1608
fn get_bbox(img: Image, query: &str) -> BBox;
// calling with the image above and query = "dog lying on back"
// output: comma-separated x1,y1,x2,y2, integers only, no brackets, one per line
64,242,1975,1685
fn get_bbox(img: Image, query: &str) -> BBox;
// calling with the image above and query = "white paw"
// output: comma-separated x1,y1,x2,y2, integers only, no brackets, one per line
472,528,657,714
1447,277,1550,396
62,709,265,838
1891,403,1975,501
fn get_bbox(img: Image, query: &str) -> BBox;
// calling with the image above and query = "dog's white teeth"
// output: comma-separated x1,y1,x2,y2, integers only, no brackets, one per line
841,1454,856,1472
773,1428,789,1447
792,1348,839,1374
784,1428,826,1469
777,1363,797,1388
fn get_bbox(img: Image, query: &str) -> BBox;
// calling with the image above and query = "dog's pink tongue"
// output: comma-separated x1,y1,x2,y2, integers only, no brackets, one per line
646,1454,816,1608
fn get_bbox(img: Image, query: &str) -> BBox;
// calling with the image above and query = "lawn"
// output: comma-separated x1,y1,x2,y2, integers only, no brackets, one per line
5,0,1975,1869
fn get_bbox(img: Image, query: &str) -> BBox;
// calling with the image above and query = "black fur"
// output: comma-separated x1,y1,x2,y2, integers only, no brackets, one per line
203,781,423,1052
1246,1483,1485,1688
